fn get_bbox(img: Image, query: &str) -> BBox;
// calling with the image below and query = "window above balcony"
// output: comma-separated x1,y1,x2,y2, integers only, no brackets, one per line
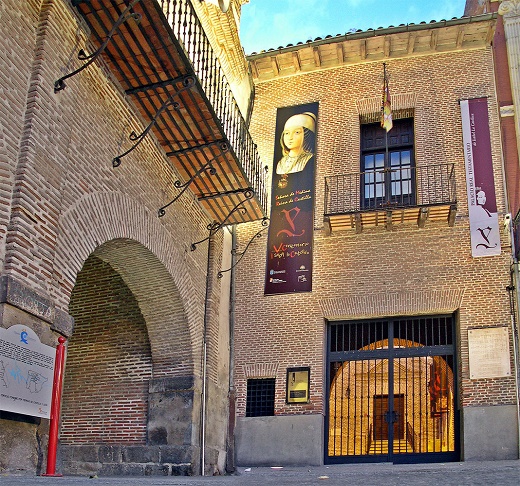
324,118,457,233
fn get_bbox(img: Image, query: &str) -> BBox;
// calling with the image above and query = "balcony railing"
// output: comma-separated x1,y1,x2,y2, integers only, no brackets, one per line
159,0,267,214
325,163,457,231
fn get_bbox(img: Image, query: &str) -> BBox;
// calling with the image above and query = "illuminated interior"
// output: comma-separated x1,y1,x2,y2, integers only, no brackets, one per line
328,338,455,457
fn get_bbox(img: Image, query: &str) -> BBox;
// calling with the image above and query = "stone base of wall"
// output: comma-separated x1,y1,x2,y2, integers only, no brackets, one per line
235,414,323,467
58,445,198,477
463,404,519,461
0,413,47,475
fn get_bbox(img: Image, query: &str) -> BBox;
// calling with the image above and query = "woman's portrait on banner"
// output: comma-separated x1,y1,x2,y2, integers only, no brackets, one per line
264,102,318,296
276,112,316,188
474,188,492,218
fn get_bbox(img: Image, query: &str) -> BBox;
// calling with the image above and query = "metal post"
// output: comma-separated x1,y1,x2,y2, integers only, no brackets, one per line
200,233,213,476
511,261,520,459
42,336,66,477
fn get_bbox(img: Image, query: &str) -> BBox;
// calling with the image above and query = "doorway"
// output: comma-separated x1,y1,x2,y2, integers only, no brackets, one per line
326,315,459,464
58,239,198,474
373,394,404,441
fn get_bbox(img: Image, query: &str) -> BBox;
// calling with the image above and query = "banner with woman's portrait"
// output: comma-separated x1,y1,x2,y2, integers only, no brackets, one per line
264,102,318,295
460,97,501,257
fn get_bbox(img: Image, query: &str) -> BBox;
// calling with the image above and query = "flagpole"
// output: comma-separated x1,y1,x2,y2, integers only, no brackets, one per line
383,63,389,167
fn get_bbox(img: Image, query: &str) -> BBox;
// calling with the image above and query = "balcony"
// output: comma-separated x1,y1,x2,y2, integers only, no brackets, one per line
324,163,457,232
70,0,267,224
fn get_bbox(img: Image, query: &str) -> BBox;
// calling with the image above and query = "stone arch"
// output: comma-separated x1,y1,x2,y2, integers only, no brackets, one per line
53,191,206,375
56,192,209,474
62,253,153,445
92,238,193,376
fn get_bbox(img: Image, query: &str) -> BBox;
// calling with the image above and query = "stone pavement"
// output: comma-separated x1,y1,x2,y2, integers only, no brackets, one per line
1,460,519,486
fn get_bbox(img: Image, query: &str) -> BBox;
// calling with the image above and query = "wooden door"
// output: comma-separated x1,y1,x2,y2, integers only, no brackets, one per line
373,394,405,440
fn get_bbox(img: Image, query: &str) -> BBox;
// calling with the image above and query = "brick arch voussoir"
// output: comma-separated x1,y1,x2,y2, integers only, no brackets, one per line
55,192,204,375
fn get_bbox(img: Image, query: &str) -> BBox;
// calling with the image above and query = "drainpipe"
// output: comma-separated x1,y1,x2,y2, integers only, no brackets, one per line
226,225,237,473
510,252,520,459
200,232,213,476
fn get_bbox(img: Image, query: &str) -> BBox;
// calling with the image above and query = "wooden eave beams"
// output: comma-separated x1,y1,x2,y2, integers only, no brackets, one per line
407,32,417,54
456,26,465,48
360,39,367,60
292,51,301,71
313,46,322,67
336,43,344,64
326,204,457,233
384,36,391,57
270,56,280,76
430,30,439,50
485,22,495,44
248,15,497,82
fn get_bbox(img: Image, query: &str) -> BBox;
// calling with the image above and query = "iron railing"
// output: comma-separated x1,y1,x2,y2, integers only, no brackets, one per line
366,423,373,455
325,163,456,215
406,421,418,452
159,0,267,213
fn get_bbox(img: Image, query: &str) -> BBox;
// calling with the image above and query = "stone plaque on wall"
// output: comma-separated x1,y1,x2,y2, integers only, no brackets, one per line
468,327,511,379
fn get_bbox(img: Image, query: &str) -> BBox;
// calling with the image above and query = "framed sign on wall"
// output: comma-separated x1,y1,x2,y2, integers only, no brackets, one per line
286,367,310,404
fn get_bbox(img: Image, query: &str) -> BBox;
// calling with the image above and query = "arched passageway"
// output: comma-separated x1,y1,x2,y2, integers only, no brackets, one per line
62,254,152,444
60,239,199,475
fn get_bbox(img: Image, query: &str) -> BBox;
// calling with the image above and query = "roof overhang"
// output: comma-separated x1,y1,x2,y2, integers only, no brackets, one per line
247,14,497,83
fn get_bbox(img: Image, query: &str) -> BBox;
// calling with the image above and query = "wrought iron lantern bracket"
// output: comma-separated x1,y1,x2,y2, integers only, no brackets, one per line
190,188,255,251
54,0,142,93
217,218,269,278
112,76,196,168
158,142,229,217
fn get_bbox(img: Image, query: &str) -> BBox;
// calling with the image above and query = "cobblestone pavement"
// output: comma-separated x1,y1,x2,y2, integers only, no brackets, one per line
1,460,520,486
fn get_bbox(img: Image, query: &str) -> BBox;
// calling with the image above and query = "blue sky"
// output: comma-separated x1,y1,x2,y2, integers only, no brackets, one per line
240,0,468,54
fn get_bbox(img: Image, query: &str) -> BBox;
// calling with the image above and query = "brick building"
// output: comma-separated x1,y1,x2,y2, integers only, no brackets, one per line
0,0,265,477
233,9,519,466
0,0,519,479
468,0,520,412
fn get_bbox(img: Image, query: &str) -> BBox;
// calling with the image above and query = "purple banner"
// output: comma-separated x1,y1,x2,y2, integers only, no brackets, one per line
265,103,318,295
461,97,501,257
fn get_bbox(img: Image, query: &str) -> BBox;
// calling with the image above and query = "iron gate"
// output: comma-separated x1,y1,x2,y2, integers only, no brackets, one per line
326,316,459,464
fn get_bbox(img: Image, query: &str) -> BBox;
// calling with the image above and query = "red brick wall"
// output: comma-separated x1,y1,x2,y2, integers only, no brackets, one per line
61,256,152,444
233,46,515,418
0,0,231,472
0,0,227,380
0,0,213,319
0,0,43,266
491,2,520,219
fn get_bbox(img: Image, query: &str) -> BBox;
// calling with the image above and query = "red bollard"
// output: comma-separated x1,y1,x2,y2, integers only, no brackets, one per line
42,336,66,477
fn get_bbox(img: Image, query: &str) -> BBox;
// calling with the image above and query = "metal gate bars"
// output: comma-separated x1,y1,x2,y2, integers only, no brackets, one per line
326,316,459,464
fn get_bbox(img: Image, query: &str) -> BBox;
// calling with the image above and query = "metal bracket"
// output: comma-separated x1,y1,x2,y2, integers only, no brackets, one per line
112,76,195,168
54,0,142,93
157,142,229,217
125,75,188,96
190,188,255,251
165,139,227,158
197,187,254,201
218,218,269,278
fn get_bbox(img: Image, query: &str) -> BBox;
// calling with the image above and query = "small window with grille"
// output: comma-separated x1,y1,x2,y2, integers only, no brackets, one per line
246,378,275,417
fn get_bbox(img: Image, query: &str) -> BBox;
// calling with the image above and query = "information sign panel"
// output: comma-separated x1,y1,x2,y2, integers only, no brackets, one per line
0,325,55,418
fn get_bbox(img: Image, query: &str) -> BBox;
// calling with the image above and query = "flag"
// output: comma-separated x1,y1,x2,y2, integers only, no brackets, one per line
381,68,393,132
